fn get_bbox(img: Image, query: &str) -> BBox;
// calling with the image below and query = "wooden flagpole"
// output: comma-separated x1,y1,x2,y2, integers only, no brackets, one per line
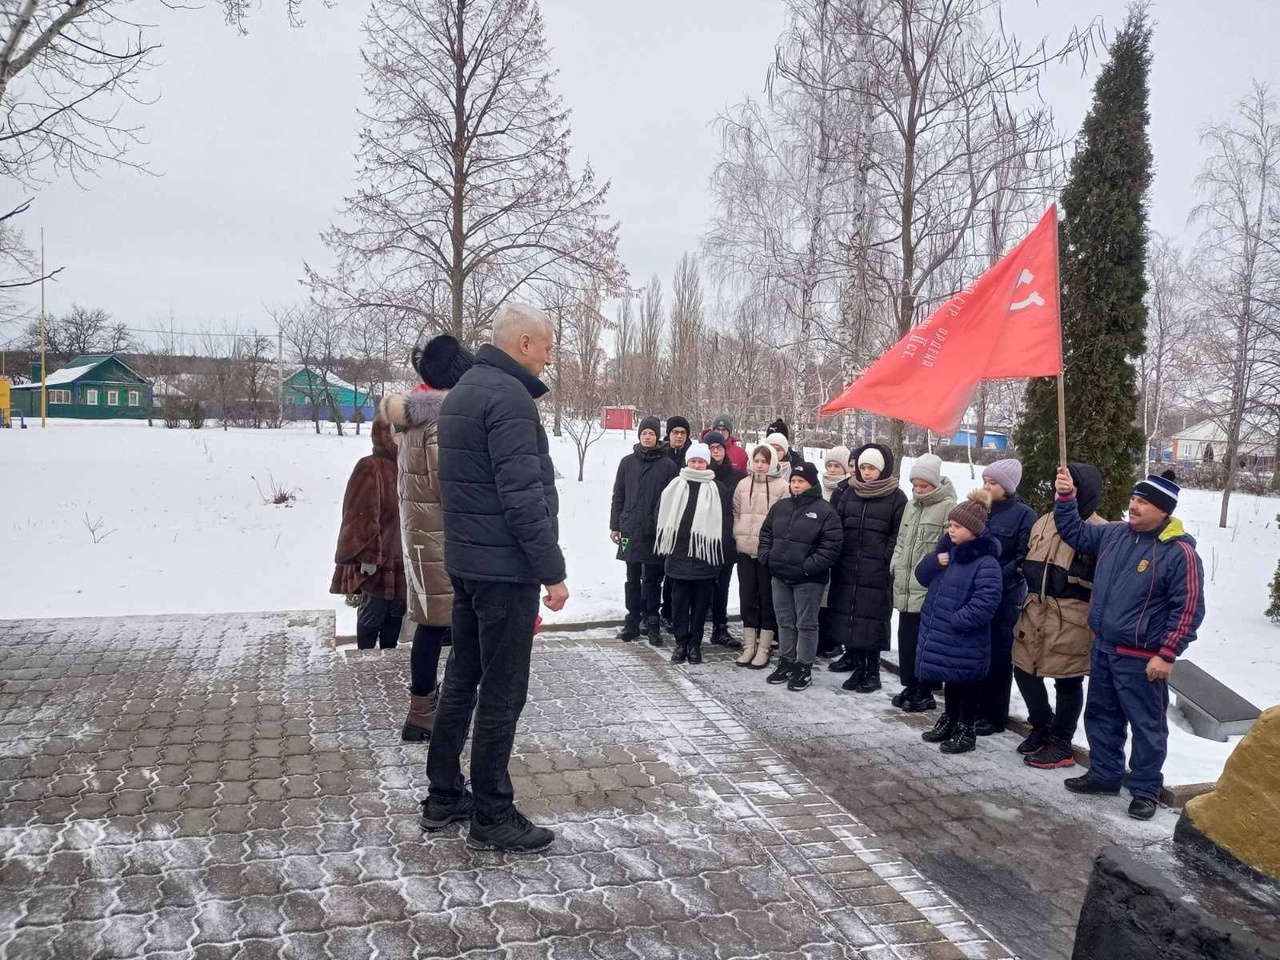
1051,208,1066,467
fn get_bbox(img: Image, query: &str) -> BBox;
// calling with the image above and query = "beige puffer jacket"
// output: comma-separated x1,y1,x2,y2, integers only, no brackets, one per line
732,447,789,558
381,388,451,627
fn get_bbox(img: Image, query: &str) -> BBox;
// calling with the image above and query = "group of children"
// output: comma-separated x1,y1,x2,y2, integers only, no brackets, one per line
611,414,1058,757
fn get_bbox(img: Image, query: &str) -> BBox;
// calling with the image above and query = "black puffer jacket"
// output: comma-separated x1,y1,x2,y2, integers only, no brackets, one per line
437,344,566,585
758,487,844,585
611,444,679,564
661,476,734,581
824,443,908,651
711,456,746,565
987,490,1038,599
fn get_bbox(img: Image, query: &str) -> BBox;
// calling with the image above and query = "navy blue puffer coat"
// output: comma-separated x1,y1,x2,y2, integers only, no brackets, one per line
437,344,566,586
915,532,1004,684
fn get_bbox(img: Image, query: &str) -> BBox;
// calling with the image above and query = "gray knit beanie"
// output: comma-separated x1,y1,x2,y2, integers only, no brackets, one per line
909,454,944,488
983,458,1023,496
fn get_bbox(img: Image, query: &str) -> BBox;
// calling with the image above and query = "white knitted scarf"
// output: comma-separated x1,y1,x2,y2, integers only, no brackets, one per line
656,468,723,566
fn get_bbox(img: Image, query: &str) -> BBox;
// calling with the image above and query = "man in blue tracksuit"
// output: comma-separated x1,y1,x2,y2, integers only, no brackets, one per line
1052,467,1205,820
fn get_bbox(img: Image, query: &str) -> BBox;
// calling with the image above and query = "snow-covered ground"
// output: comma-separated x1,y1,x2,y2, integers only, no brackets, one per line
2,418,1276,785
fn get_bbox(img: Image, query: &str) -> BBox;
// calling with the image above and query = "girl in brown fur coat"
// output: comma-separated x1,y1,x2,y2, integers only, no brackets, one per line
330,414,407,649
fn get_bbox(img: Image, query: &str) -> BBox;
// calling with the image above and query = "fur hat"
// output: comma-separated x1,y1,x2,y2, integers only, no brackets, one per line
826,446,851,471
857,447,886,473
793,460,820,489
766,418,791,440
950,488,993,537
1132,473,1180,515
637,416,662,440
413,335,474,390
685,442,712,465
909,454,944,488
764,432,791,454
983,458,1023,496
703,430,727,449
665,415,691,437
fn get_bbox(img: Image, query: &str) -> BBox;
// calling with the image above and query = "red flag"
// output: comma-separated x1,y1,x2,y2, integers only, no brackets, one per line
821,206,1061,433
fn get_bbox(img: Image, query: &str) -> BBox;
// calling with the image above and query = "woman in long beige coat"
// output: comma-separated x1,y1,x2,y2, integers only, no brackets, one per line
380,334,474,742
731,444,789,668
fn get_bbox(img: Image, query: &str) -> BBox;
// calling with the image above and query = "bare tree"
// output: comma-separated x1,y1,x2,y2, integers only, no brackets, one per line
611,295,636,407
560,292,609,481
1190,82,1280,526
667,253,704,422
637,275,665,413
1142,234,1197,469
23,303,129,360
311,0,625,342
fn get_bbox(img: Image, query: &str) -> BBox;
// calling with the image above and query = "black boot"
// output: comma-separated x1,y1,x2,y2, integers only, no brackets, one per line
645,617,664,647
660,614,674,634
940,723,977,754
974,718,1006,737
905,688,937,713
829,649,861,673
709,623,732,647
855,652,882,693
670,643,689,664
840,652,868,692
687,638,704,664
767,656,795,684
617,615,641,642
891,683,916,709
922,714,956,743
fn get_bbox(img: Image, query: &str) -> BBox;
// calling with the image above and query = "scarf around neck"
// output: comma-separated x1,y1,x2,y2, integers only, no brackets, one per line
849,474,900,499
656,468,723,566
821,473,846,498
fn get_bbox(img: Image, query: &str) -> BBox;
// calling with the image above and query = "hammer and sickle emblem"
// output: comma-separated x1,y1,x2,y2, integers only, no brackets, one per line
1010,269,1046,311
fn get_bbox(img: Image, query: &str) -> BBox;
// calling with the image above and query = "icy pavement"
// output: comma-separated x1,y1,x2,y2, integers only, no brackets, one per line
0,612,1015,960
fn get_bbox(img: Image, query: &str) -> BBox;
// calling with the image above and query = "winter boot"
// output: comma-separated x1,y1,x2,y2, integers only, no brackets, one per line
1128,797,1158,821
735,628,759,667
940,723,977,754
767,656,795,685
467,807,555,852
617,615,642,643
645,617,664,647
921,714,956,744
687,638,704,665
787,662,812,692
1063,775,1120,796
419,789,474,831
974,718,1007,737
1017,727,1052,756
905,688,937,713
891,683,916,709
401,690,439,743
828,649,861,673
1025,737,1076,770
750,630,773,669
854,652,882,693
710,623,736,648
840,653,869,692
670,643,689,665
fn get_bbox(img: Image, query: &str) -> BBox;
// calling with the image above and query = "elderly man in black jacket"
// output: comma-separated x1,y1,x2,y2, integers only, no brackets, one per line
421,303,568,854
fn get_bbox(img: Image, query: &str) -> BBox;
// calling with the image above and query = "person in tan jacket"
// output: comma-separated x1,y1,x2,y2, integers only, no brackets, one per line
731,444,789,667
1013,461,1106,769
381,334,474,743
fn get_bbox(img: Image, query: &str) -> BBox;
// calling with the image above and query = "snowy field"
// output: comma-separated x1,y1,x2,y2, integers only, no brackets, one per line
2,418,1276,785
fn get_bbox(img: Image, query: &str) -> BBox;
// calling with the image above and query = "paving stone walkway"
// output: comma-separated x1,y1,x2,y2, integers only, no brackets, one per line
0,613,1013,960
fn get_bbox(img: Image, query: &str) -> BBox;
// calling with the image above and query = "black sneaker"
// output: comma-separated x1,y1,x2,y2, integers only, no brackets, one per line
787,663,812,691
767,657,795,685
1025,738,1076,770
974,719,1006,737
709,623,734,647
645,618,664,647
1064,775,1120,796
891,685,915,709
617,617,641,642
921,714,956,744
1017,727,1052,755
939,723,977,754
854,668,881,694
904,691,937,713
467,808,554,853
828,650,860,673
1128,797,1158,821
419,791,474,832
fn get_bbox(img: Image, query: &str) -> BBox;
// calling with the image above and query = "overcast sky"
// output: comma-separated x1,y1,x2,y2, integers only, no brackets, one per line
2,0,1278,344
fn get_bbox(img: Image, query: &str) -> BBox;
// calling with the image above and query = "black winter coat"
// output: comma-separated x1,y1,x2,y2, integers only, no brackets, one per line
711,457,746,564
825,444,908,651
437,344,566,586
662,477,734,581
611,445,679,564
987,493,1037,600
758,488,844,585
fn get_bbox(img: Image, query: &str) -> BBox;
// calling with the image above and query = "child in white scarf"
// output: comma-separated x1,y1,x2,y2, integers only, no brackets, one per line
655,443,728,664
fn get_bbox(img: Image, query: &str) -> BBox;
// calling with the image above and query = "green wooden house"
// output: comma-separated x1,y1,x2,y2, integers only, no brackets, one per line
11,355,154,420
282,368,374,421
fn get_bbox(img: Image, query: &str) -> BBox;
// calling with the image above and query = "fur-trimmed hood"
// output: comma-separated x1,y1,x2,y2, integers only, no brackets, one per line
382,388,447,431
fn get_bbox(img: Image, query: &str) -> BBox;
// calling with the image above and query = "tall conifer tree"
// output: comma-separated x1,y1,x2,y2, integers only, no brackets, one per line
1016,11,1152,517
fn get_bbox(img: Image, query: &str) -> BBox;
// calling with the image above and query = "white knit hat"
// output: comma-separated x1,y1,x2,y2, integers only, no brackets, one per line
826,445,851,470
685,442,711,464
764,432,790,454
858,447,886,472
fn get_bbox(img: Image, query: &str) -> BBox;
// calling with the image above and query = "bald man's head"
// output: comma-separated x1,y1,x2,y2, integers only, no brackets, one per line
492,303,556,377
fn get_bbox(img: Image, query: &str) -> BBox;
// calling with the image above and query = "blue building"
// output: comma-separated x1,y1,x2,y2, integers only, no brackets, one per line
946,429,1010,451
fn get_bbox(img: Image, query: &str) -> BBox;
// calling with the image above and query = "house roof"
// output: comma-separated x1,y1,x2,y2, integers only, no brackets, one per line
285,367,365,395
13,354,151,390
1173,412,1276,445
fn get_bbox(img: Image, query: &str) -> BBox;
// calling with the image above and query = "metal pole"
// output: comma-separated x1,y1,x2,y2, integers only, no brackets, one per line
40,228,46,428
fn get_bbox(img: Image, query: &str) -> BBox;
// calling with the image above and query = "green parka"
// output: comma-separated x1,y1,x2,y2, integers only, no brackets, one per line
890,477,957,613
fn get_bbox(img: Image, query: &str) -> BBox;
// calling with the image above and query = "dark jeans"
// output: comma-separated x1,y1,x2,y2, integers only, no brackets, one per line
979,589,1025,725
1014,668,1085,741
738,557,777,631
409,624,450,696
712,564,734,626
772,580,824,665
356,592,406,649
944,681,981,725
426,577,540,823
896,611,936,692
670,577,714,647
1084,644,1170,800
625,562,664,621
